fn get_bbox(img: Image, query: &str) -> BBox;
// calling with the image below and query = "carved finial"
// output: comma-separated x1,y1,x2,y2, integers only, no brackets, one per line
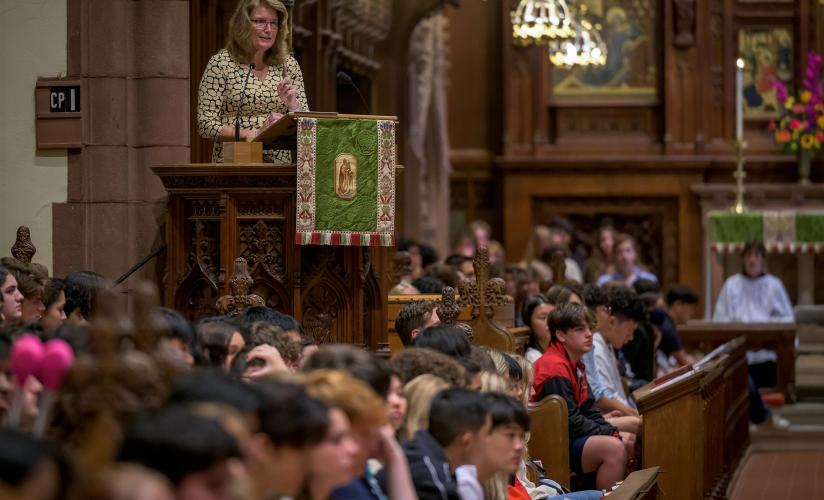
474,246,491,286
550,250,567,284
459,247,507,318
11,226,36,263
216,258,265,316
438,286,461,326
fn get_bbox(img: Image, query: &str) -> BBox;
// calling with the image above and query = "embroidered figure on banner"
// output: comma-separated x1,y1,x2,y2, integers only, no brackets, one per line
334,153,357,200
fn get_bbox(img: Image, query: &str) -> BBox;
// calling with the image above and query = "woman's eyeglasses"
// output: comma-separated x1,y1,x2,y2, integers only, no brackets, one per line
251,18,278,30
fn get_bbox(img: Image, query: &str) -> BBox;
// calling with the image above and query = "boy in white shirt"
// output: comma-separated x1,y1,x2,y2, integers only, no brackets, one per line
592,287,647,434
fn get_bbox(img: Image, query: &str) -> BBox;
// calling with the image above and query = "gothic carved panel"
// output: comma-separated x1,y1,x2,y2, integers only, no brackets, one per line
182,198,222,286
237,198,286,218
555,108,657,139
239,219,286,283
175,270,219,321
161,175,295,190
531,198,679,287
301,246,348,285
302,284,343,345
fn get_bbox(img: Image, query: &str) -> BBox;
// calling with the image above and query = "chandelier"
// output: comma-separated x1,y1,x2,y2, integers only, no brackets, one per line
547,16,607,67
511,0,574,45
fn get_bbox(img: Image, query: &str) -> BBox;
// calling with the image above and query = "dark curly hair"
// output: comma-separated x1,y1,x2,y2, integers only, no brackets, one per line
389,347,465,387
606,286,647,323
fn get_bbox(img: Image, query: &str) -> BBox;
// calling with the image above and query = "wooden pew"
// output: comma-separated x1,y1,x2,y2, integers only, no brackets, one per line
527,395,571,491
694,336,750,482
605,467,662,500
634,357,727,500
678,321,797,402
528,396,663,498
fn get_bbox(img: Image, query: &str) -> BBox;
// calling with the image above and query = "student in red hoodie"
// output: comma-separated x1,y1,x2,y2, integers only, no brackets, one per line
531,302,629,490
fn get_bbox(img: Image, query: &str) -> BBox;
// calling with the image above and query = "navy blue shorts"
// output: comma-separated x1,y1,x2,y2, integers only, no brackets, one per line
569,435,591,473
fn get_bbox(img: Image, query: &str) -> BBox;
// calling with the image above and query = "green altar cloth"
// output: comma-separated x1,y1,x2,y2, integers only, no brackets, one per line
709,211,824,253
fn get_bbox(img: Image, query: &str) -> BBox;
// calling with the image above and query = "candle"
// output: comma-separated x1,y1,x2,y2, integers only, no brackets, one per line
736,58,744,142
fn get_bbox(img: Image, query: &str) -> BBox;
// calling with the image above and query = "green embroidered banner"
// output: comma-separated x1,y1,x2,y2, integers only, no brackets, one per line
709,211,824,253
296,117,395,246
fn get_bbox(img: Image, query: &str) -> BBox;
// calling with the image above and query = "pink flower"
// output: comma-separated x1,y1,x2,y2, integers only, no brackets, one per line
775,80,789,104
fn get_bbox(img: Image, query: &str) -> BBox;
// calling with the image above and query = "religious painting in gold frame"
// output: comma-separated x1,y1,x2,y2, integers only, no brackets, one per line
334,153,357,200
738,27,793,119
552,0,657,101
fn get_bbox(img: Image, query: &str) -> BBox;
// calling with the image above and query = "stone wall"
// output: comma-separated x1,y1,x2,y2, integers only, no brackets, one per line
0,0,68,271
54,0,190,291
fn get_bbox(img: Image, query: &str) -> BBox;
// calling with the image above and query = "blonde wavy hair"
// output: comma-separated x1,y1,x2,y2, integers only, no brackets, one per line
226,0,290,67
400,374,451,441
303,369,387,430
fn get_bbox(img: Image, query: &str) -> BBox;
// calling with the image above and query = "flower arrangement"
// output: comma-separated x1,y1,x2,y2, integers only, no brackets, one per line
770,51,824,153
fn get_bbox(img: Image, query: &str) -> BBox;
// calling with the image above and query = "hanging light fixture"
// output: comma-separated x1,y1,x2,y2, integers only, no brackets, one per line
511,0,574,45
548,15,607,67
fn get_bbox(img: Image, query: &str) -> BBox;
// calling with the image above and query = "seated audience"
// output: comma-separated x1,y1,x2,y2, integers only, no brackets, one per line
586,225,617,284
253,379,332,498
411,276,447,294
1,258,47,323
390,347,466,387
665,284,699,325
193,316,240,370
590,288,645,432
395,299,440,347
157,307,195,366
236,305,304,343
387,371,409,433
445,254,475,282
299,334,319,367
117,406,242,500
457,393,529,500
392,388,490,500
229,321,300,379
596,234,657,287
0,429,71,500
40,277,66,332
0,265,24,326
411,324,472,359
522,294,553,364
401,374,452,441
532,302,629,490
582,285,640,424
63,271,105,325
304,369,394,500
301,345,415,500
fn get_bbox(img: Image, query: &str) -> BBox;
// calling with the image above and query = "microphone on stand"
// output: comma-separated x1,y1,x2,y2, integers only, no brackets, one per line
235,63,256,141
336,71,370,114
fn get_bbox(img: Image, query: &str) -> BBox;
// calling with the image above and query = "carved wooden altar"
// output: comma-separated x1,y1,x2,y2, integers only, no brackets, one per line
151,164,392,350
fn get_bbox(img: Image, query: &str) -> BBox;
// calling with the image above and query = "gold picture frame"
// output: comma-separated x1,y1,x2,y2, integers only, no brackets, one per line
552,0,658,101
738,27,793,119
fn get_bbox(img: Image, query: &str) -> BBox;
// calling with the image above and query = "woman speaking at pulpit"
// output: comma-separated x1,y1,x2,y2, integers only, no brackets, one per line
197,0,307,163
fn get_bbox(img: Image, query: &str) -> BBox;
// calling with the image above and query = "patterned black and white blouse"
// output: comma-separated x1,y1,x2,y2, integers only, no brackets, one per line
197,48,308,163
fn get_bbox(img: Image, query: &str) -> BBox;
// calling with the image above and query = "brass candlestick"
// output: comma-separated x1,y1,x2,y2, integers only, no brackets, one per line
731,139,747,214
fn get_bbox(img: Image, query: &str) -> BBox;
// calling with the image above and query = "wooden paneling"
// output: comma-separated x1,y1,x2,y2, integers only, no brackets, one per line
499,161,703,303
152,164,392,351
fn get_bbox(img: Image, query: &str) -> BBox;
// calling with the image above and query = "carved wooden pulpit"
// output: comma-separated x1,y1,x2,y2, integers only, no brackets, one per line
152,163,393,350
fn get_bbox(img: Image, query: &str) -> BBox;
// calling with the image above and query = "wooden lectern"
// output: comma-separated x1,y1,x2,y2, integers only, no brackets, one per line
152,112,398,351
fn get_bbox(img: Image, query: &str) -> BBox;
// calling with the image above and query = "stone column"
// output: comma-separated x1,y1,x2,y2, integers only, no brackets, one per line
54,0,190,296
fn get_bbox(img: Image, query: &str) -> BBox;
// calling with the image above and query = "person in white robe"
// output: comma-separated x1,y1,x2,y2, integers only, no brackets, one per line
713,241,793,323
